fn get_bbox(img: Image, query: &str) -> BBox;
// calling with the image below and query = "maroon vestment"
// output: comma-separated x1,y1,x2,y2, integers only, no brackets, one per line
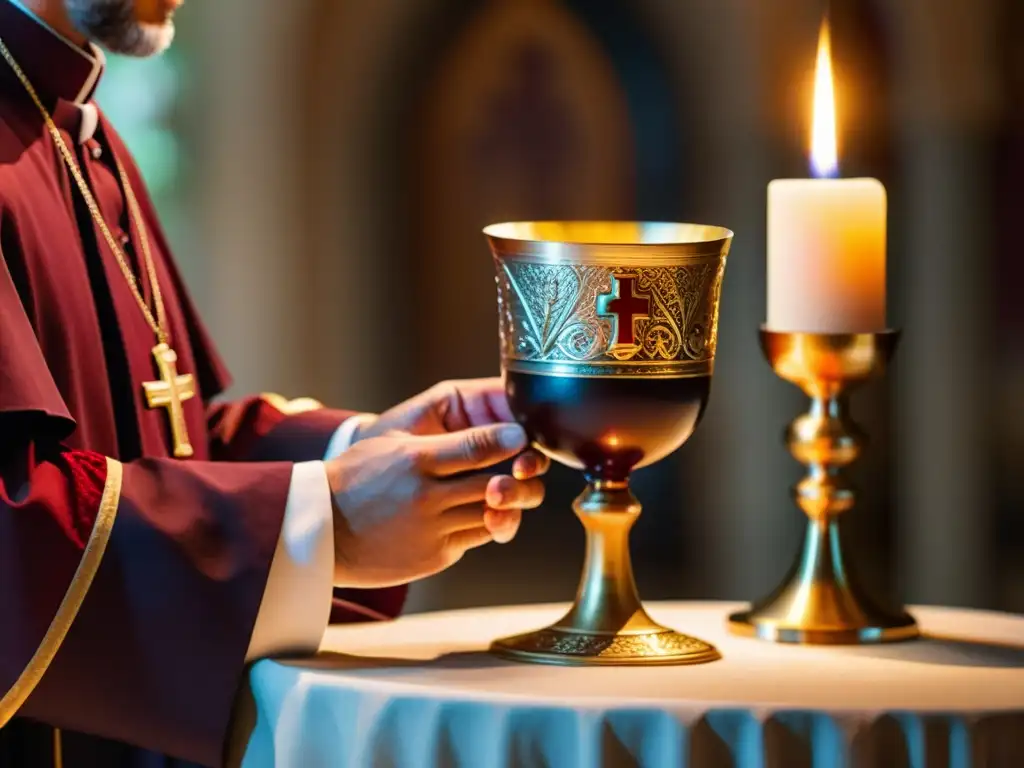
0,3,405,765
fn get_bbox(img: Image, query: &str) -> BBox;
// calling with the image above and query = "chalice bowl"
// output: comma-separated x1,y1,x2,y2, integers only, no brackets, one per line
484,221,732,666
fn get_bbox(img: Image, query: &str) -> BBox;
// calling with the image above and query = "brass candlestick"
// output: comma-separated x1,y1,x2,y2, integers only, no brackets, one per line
728,329,918,644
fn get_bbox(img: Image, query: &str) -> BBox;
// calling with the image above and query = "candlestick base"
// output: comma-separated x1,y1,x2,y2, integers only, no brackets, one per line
727,517,917,644
728,329,918,646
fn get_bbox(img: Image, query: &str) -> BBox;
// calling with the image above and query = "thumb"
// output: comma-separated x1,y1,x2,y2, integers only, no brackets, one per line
419,423,527,476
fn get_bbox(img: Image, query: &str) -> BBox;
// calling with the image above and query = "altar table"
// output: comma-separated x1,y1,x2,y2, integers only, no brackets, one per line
239,601,1024,767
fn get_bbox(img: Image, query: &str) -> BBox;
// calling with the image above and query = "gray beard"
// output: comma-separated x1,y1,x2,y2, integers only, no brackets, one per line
64,0,174,57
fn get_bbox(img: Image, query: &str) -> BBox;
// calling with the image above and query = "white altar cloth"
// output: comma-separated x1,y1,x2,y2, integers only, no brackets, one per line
240,601,1024,767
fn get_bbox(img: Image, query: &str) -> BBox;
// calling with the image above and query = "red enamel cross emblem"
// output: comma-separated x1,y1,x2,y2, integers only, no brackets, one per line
596,274,651,346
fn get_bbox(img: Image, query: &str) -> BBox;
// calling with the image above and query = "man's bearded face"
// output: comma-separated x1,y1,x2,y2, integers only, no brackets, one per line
64,0,182,57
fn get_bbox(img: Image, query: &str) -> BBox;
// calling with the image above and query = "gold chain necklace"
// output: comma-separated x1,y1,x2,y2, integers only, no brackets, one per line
0,36,196,457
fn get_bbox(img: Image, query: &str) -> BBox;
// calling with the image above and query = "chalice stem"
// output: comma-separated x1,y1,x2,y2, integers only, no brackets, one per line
488,477,721,664
555,481,649,634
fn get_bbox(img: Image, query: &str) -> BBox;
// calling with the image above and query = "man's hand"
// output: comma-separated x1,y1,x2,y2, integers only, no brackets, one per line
326,423,544,588
353,378,550,542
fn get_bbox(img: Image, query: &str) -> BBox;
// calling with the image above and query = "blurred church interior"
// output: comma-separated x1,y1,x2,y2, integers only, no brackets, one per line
102,0,1024,615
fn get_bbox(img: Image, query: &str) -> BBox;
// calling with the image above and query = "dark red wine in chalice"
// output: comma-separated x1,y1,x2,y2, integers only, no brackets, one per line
505,370,711,483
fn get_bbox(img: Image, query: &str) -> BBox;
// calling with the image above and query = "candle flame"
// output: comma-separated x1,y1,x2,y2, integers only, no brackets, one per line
810,18,838,178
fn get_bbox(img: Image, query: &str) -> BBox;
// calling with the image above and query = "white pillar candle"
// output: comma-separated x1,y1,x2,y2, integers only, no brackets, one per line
767,177,886,332
766,18,887,333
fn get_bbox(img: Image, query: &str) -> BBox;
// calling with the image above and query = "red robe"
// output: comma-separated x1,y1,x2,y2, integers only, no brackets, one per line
0,2,405,766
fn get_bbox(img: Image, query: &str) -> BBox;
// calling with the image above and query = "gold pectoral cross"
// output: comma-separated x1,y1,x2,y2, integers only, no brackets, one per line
143,343,195,458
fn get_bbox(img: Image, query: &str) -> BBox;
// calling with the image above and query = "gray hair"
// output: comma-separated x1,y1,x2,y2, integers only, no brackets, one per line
64,0,175,57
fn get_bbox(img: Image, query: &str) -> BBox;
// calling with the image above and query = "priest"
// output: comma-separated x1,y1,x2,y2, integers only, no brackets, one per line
0,0,549,766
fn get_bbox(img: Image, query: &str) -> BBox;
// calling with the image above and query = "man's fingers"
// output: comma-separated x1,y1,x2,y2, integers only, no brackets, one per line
512,450,550,480
485,475,544,510
446,526,494,554
484,507,522,544
443,377,514,428
440,505,522,544
476,377,515,424
433,474,490,508
419,424,527,476
439,504,486,533
434,473,545,509
440,502,523,545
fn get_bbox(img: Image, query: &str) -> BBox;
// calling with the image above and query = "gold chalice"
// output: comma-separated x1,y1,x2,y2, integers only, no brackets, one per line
485,221,732,666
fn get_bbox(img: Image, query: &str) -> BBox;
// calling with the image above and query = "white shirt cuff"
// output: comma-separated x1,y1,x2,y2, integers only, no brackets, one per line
323,413,377,460
245,460,335,662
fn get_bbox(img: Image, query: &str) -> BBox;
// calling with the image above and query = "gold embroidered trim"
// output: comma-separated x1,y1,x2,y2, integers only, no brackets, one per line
261,393,324,416
0,457,122,729
52,727,63,768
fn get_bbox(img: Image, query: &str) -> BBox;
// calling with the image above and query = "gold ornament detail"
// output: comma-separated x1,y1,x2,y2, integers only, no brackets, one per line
495,258,724,378
496,628,717,659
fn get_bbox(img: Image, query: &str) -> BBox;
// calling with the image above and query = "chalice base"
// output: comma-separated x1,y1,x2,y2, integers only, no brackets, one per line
489,479,720,666
491,617,720,667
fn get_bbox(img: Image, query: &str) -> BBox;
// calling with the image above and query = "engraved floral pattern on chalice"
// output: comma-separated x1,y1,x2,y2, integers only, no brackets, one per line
496,260,721,370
